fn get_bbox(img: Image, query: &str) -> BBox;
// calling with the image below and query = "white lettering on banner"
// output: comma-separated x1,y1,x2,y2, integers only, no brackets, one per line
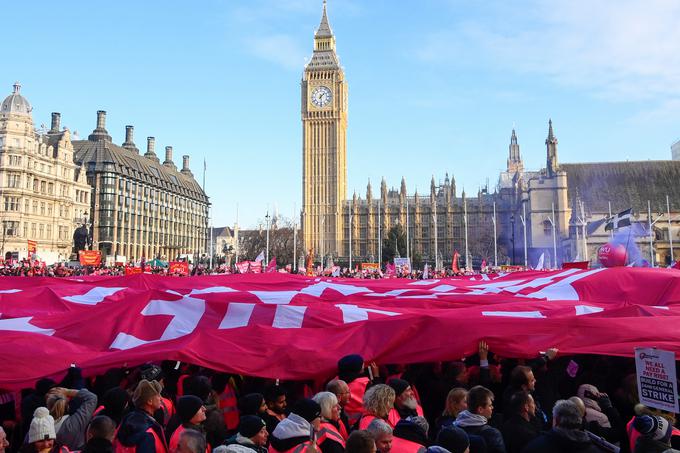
502,269,580,294
190,286,237,295
481,311,546,318
517,268,606,300
250,291,299,304
272,305,307,328
219,303,256,329
652,306,670,310
465,280,524,295
63,287,127,305
300,281,371,297
431,284,458,292
336,304,401,323
0,315,54,335
110,296,205,350
0,289,21,294
409,279,440,285
575,305,604,316
366,289,410,297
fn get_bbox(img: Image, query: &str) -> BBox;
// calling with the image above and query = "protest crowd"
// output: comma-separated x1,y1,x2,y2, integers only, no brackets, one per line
1,345,678,453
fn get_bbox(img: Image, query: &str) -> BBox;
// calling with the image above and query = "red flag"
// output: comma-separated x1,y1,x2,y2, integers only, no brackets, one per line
266,257,277,273
0,268,679,389
481,259,487,270
452,251,460,273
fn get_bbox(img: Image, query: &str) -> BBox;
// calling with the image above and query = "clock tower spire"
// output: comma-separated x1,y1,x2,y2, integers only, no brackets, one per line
302,1,348,261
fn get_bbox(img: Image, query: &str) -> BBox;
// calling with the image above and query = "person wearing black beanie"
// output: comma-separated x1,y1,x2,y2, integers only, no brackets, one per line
168,396,207,453
436,426,470,453
221,416,268,453
387,378,424,426
238,394,266,417
336,354,381,428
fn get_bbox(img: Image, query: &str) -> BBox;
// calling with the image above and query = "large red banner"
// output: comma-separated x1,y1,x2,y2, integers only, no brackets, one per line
169,261,189,276
78,250,101,266
1,268,680,389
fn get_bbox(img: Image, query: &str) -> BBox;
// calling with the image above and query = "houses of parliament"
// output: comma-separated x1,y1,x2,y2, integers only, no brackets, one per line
302,2,680,267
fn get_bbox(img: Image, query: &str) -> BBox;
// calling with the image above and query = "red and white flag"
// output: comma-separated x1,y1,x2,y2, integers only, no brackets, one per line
266,258,277,273
452,251,460,273
0,268,678,388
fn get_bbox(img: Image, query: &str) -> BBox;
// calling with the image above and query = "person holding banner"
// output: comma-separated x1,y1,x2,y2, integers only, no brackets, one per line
116,380,168,453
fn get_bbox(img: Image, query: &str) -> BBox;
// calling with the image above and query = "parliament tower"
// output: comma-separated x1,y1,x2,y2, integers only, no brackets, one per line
302,0,348,259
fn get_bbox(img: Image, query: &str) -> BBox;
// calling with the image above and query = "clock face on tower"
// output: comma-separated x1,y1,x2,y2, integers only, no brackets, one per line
310,86,332,108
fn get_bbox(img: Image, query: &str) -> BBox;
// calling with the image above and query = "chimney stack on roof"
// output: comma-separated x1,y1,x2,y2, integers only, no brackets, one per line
181,155,192,176
122,125,139,153
88,110,112,142
164,146,176,168
96,111,106,129
50,112,61,133
145,136,157,159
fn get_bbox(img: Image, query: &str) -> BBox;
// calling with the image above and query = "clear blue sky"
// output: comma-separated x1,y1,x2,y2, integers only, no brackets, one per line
4,0,680,228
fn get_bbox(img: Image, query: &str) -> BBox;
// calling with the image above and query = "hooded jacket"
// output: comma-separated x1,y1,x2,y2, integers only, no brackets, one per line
223,434,267,453
117,409,167,453
454,411,505,453
269,414,313,453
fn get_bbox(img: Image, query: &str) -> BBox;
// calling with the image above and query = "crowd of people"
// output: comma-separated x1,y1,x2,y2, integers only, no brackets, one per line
0,259,500,279
1,344,677,453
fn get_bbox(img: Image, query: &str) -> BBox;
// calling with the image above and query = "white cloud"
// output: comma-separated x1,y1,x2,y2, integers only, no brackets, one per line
248,34,307,70
418,0,680,102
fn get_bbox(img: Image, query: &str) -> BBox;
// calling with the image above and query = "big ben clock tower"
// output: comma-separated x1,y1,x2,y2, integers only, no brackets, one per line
302,0,348,261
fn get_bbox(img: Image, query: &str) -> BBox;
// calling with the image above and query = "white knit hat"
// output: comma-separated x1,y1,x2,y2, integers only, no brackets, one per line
28,407,56,443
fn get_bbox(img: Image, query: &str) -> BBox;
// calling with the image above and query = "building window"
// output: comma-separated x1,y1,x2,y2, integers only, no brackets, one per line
40,202,45,216
39,224,44,238
48,183,54,195
543,219,552,235
4,197,18,211
23,223,28,238
31,223,36,238
46,224,52,239
3,221,19,236
7,173,20,188
40,181,46,193
47,203,53,216
8,155,21,166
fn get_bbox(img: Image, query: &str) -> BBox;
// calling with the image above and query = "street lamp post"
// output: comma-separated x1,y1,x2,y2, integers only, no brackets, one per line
265,211,271,264
520,203,528,267
510,214,515,265
492,201,497,267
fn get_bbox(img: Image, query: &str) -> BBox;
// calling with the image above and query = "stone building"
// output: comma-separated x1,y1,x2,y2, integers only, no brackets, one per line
209,225,239,264
72,111,209,261
0,83,91,263
300,3,680,268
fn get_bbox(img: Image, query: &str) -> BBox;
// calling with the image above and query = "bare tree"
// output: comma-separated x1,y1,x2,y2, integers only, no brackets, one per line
239,216,302,266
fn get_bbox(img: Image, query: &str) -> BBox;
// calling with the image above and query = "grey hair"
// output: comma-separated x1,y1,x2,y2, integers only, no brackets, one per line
313,391,338,420
366,418,393,438
407,416,430,437
553,399,583,429
179,429,207,453
326,379,347,394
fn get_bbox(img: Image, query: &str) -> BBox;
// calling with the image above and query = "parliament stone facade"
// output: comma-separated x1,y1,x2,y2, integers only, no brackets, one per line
302,3,680,268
